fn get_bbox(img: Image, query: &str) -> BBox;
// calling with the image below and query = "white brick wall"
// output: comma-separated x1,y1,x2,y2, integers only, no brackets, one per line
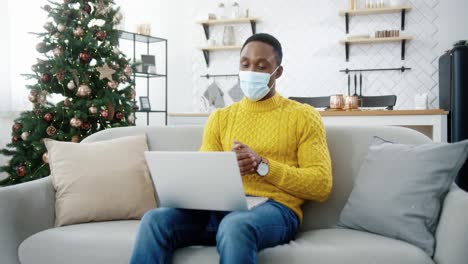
188,0,441,110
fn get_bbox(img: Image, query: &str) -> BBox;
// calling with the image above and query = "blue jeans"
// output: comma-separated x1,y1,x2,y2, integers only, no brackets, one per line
129,200,298,264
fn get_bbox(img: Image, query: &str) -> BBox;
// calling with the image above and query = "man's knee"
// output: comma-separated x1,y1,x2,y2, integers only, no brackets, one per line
216,213,256,242
140,208,176,233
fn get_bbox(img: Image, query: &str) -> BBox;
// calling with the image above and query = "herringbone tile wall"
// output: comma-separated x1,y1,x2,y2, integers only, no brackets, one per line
189,0,440,111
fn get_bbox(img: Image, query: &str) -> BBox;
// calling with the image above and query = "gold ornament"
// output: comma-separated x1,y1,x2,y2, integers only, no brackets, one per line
28,94,37,103
67,80,76,90
37,91,48,106
46,125,57,136
89,105,98,114
96,63,116,80
53,47,63,57
21,132,30,141
57,24,66,32
119,75,128,83
71,135,80,143
107,80,117,89
76,84,92,97
127,114,135,124
42,152,49,164
124,66,133,76
64,98,72,107
70,117,83,128
73,27,85,37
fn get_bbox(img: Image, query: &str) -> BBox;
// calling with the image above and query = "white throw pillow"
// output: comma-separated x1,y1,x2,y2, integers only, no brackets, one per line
45,134,156,227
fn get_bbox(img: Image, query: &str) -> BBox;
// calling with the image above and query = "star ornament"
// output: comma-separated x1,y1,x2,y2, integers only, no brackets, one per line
96,63,116,80
95,0,109,16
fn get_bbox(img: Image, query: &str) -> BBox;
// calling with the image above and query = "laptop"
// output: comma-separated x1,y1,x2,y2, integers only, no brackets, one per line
144,151,268,211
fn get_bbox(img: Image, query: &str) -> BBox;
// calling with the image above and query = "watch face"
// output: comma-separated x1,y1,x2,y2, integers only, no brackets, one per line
257,162,269,176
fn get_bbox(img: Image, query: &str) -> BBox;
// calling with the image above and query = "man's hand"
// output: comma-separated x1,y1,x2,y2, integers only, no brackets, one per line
231,141,262,176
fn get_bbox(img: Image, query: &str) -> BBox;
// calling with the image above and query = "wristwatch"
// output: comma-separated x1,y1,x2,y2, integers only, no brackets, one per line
256,157,269,177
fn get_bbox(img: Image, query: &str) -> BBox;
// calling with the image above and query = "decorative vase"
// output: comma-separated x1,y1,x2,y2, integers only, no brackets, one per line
223,26,235,46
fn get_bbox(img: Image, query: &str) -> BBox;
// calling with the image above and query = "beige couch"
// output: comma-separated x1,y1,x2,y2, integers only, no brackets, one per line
1,126,467,264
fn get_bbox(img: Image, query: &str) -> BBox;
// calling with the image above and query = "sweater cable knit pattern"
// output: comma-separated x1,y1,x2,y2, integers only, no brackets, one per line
200,93,332,222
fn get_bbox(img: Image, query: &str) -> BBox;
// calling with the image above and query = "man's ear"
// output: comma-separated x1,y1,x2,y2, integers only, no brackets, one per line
274,65,283,79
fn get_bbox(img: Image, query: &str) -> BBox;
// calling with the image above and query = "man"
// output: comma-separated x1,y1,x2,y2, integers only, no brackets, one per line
130,33,332,264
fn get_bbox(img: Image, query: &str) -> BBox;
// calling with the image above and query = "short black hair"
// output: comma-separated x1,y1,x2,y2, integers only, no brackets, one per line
241,33,283,66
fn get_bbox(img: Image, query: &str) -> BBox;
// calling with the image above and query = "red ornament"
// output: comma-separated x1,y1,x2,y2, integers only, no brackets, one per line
17,165,26,177
95,31,107,41
44,113,54,122
101,110,109,119
40,73,52,83
82,3,92,14
79,51,92,63
12,136,22,143
81,122,91,130
12,123,22,132
115,111,124,120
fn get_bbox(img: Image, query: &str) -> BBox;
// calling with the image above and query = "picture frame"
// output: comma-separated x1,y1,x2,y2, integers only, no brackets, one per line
140,55,156,73
139,96,151,111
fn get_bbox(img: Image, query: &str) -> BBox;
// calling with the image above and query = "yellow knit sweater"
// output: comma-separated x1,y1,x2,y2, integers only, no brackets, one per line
199,93,332,222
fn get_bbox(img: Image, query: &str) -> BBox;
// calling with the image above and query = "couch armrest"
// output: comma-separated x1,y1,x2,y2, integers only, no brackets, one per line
434,184,468,264
0,177,55,264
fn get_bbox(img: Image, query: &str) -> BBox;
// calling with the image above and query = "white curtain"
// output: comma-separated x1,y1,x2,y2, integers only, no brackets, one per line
6,0,47,112
0,1,11,114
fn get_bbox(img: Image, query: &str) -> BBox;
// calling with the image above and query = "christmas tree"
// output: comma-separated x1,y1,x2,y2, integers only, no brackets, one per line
0,0,137,186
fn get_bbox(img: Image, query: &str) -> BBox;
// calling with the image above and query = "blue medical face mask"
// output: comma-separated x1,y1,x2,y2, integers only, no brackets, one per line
239,66,280,102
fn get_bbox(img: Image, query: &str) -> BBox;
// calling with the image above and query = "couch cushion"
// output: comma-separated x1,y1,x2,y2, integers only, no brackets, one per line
19,221,139,264
19,222,434,264
173,229,434,264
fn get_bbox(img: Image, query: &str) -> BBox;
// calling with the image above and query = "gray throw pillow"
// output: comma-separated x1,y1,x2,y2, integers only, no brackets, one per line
337,137,468,256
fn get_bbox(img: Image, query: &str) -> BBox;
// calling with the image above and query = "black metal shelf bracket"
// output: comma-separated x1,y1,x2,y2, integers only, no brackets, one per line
202,24,210,40
203,50,210,67
339,66,412,73
345,13,349,33
401,39,406,60
401,9,406,31
250,21,257,35
345,43,350,62
200,20,257,68
343,8,408,34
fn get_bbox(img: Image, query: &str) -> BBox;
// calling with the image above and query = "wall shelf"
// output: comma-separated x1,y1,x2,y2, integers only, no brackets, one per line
340,36,412,61
197,18,258,40
199,46,242,66
339,6,412,33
